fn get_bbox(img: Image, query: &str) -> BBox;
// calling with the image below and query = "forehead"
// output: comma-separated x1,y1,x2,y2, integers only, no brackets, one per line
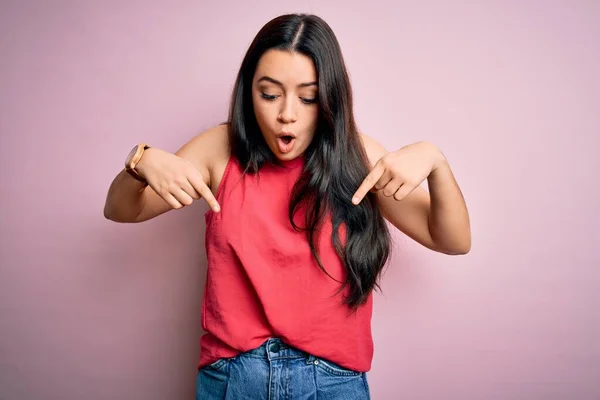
254,49,317,84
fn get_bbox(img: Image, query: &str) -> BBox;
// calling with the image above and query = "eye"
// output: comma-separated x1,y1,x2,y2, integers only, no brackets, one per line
260,93,277,101
300,97,318,104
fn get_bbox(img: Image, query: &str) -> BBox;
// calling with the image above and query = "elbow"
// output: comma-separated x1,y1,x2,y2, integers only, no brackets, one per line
433,235,471,256
103,203,125,223
103,203,142,223
445,242,471,255
427,216,471,256
103,204,117,222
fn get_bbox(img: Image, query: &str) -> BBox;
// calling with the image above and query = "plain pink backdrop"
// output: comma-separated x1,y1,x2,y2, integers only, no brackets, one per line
1,1,599,399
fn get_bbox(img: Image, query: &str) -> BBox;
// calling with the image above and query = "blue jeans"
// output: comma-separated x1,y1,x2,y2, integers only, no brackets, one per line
196,338,371,399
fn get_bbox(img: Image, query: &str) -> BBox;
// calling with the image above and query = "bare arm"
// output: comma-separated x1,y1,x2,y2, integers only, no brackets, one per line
426,158,471,254
359,133,471,255
103,124,229,223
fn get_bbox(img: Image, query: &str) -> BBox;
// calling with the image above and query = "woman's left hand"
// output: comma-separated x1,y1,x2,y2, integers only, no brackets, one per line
352,141,445,205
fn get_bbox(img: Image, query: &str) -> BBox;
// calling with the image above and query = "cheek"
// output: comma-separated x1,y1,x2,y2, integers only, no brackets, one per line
254,98,277,123
253,100,271,127
302,107,319,130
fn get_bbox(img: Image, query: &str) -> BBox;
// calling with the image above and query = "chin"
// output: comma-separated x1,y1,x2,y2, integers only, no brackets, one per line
272,151,296,161
277,148,297,158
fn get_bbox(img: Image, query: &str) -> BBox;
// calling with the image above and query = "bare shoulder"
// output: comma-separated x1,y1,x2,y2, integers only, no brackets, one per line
175,123,230,194
358,132,389,167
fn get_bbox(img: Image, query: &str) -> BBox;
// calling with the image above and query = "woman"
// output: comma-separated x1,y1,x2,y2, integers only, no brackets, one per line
104,13,470,400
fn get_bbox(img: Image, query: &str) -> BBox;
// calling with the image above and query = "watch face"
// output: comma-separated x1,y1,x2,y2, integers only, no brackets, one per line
125,145,139,167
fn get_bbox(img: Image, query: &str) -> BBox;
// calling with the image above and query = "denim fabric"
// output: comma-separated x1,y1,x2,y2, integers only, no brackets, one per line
196,338,370,399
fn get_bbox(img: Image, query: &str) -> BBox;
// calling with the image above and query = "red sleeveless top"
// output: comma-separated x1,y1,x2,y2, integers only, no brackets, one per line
198,154,374,372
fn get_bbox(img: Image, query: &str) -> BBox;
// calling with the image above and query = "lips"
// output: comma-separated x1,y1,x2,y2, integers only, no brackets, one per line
276,132,296,154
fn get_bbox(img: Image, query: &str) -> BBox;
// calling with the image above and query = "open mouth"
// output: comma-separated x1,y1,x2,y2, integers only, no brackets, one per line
276,134,296,154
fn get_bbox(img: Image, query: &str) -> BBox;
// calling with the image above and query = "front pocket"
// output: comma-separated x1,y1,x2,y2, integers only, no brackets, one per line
315,358,363,377
204,358,229,371
196,358,231,399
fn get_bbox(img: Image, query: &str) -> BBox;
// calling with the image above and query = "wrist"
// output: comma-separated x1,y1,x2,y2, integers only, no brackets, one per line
125,143,150,183
134,147,154,179
420,141,445,173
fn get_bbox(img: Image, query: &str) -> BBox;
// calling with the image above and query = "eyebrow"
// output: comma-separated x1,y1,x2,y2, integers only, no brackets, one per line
257,76,318,88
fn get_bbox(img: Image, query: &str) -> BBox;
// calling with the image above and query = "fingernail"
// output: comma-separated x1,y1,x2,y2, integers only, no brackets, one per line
213,206,220,212
352,197,359,205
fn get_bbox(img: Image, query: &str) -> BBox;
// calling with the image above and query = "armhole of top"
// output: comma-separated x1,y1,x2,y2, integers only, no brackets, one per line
205,154,234,220
214,154,234,201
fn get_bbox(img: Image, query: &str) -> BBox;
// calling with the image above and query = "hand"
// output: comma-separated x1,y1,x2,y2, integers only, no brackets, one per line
352,141,444,205
136,148,220,212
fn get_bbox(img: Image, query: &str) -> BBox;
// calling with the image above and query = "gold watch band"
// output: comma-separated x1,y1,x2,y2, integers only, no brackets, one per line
125,144,150,186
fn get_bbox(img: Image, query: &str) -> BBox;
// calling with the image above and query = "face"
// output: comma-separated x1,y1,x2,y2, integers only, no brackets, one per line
252,49,319,161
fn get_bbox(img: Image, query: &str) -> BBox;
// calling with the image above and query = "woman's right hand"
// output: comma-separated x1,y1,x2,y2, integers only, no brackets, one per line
135,148,220,212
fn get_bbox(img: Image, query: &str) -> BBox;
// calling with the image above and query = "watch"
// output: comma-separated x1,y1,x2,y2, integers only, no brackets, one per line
125,143,150,183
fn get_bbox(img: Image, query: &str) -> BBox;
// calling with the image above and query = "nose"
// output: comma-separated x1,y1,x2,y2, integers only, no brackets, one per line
277,97,297,123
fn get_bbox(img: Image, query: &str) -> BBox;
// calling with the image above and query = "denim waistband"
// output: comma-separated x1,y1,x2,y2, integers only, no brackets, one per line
241,338,317,364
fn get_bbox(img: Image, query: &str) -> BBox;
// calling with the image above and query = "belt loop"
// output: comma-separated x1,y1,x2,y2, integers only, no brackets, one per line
305,354,316,365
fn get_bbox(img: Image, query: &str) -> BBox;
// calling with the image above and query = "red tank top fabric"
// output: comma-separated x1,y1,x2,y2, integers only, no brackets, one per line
199,154,374,372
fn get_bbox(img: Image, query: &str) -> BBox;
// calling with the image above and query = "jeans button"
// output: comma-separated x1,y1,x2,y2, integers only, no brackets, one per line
269,343,280,353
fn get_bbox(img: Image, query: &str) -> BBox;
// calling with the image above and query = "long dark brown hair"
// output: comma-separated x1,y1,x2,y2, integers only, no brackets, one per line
227,13,391,312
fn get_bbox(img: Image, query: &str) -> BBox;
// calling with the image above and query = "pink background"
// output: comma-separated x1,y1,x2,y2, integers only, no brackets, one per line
1,1,599,399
